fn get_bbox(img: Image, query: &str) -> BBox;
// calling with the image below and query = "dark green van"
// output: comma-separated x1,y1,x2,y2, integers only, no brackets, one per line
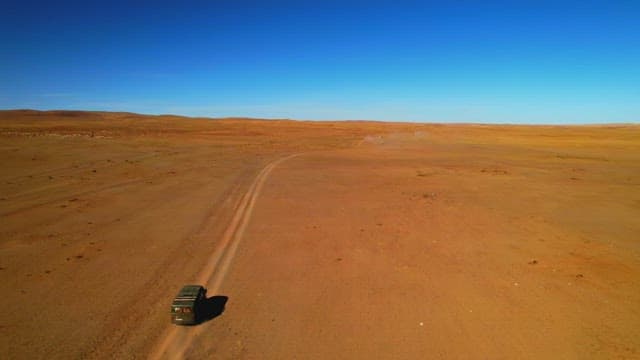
171,285,207,325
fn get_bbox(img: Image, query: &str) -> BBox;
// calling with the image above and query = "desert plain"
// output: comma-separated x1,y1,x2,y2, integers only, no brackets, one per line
0,110,639,359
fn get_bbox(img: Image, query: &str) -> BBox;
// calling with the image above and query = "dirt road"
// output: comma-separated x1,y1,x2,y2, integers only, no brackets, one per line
149,154,300,360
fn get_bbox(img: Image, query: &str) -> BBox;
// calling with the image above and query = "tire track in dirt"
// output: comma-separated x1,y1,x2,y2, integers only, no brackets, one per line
1,152,161,184
148,154,300,360
1,178,148,218
1,163,228,218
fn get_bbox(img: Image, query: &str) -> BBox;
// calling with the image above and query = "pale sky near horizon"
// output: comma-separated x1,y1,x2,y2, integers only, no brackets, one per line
1,1,639,123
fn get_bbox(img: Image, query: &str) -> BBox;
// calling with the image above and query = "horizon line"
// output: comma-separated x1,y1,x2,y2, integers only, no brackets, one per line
1,108,638,127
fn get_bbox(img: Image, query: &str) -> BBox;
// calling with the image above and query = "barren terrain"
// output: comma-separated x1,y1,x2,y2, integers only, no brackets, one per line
1,110,639,359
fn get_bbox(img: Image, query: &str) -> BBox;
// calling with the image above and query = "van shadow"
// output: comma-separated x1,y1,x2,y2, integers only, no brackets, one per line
199,295,228,324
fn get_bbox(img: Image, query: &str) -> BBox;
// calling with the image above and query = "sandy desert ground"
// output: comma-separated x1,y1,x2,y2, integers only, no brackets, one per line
1,110,639,359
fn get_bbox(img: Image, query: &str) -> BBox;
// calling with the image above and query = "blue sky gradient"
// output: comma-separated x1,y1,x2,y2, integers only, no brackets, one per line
1,1,639,123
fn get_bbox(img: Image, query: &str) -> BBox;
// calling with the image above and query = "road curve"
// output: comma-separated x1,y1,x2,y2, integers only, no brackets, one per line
148,153,300,360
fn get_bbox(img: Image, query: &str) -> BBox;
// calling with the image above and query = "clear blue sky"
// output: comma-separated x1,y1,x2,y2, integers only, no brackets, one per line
1,1,638,123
